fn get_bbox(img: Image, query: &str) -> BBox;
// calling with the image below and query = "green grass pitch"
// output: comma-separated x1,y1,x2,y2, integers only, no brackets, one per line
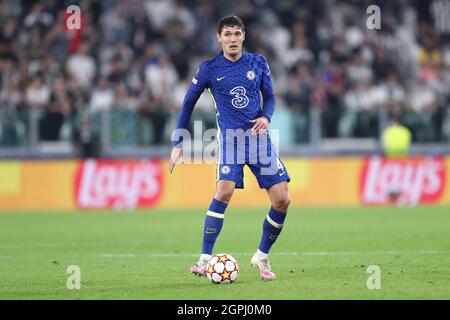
0,206,449,299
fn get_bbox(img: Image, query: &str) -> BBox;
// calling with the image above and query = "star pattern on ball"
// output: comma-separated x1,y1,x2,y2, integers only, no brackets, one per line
221,270,231,280
206,254,239,284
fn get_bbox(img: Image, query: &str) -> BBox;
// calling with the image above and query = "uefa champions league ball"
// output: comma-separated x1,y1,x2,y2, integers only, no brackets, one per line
206,254,239,284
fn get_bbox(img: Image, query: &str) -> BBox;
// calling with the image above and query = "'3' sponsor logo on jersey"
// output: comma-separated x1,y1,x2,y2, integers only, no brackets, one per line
230,86,249,108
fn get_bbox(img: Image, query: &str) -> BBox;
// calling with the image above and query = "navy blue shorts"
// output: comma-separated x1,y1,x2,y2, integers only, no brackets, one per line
217,159,290,189
216,131,290,189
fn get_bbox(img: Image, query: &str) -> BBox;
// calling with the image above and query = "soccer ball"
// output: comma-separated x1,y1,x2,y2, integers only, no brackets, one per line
206,254,239,284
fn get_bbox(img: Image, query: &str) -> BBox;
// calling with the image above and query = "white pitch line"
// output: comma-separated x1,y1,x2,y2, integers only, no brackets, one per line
94,250,450,259
1,250,449,260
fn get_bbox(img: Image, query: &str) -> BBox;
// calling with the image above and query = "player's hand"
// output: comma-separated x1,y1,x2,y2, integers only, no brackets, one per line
250,117,269,135
169,146,183,173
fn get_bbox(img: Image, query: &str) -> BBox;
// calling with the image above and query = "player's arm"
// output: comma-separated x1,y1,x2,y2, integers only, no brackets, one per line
169,62,209,173
251,56,275,135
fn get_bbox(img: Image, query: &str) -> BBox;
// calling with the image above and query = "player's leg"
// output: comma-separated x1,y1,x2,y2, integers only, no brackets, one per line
248,145,291,280
202,180,236,256
251,181,290,280
260,180,290,252
190,180,237,276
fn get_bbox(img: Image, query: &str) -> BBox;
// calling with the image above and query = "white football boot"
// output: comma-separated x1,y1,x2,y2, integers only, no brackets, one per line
190,254,211,277
251,250,277,281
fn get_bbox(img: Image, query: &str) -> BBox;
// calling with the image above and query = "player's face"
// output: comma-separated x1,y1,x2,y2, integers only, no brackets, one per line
217,26,245,58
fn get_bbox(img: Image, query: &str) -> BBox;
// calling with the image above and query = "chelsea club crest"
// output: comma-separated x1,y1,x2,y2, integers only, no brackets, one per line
221,166,231,174
246,70,255,80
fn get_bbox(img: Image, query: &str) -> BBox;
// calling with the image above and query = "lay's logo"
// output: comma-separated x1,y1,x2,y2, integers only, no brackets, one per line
360,157,445,205
75,159,163,209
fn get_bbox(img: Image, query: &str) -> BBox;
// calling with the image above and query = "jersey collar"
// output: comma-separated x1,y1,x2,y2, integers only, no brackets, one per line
220,50,248,64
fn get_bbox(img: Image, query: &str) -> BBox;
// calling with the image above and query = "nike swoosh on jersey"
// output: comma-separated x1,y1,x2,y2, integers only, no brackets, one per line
216,76,226,81
279,171,286,177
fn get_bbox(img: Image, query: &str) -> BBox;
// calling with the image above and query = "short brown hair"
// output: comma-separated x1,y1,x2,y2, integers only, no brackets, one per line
217,15,245,35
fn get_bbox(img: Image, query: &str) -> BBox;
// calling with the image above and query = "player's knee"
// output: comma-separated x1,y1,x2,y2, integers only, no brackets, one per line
272,196,290,212
214,189,234,204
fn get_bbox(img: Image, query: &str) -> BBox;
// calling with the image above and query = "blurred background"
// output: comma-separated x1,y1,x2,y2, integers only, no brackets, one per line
1,0,449,159
2,1,450,299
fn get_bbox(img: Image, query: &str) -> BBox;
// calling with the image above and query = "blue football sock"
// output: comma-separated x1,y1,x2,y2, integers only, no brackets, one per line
202,198,228,255
258,207,287,254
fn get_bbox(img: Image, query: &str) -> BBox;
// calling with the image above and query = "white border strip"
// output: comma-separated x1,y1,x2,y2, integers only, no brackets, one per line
206,210,224,219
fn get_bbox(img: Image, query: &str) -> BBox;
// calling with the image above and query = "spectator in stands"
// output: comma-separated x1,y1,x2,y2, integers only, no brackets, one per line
404,80,437,142
138,85,169,145
0,78,22,111
1,0,450,150
37,76,71,141
90,78,114,113
0,19,18,61
44,12,70,64
371,46,396,83
144,55,178,101
346,50,373,85
114,81,138,110
25,74,50,109
66,42,96,90
317,57,345,138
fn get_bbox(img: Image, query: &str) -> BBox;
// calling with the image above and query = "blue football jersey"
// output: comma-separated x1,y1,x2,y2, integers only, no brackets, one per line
192,51,275,132
173,51,290,187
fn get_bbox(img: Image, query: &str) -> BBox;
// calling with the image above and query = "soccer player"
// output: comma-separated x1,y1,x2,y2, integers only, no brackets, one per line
169,16,291,281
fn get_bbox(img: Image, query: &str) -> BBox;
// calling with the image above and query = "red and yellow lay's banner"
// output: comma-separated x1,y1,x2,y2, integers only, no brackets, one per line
74,159,163,209
1,157,450,211
360,157,446,205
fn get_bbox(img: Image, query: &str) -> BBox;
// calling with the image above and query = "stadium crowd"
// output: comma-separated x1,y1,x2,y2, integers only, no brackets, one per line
0,0,450,149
